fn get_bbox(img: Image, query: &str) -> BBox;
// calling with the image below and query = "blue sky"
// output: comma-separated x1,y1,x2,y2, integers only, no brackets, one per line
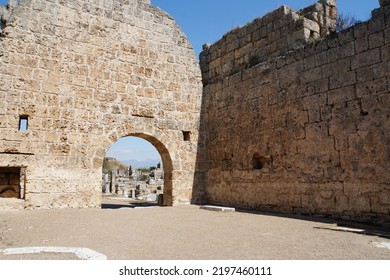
151,0,379,57
106,136,160,162
1,0,379,162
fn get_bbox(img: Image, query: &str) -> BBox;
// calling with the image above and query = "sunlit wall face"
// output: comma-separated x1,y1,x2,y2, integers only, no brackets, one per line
0,0,202,209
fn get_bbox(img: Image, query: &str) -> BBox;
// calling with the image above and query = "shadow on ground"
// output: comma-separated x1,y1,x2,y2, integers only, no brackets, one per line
235,208,390,239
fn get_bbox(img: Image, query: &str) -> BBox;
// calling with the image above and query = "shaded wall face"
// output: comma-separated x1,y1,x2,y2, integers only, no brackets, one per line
0,0,202,208
202,3,390,222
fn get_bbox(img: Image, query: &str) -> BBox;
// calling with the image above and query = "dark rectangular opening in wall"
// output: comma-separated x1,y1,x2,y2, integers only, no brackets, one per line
19,115,28,132
183,131,191,141
0,167,25,199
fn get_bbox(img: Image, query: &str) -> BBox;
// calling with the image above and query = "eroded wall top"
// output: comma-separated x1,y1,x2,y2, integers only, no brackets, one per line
200,0,337,86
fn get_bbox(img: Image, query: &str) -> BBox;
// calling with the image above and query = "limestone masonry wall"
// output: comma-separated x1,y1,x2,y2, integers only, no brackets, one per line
0,0,202,208
200,0,390,223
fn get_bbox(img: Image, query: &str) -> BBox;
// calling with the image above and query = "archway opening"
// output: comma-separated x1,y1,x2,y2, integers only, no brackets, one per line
101,135,173,209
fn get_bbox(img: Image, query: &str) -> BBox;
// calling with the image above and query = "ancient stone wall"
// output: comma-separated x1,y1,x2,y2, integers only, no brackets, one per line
0,0,202,208
200,0,390,223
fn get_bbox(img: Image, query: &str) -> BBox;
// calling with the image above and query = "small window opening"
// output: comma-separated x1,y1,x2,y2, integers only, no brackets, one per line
252,154,269,170
19,115,28,132
183,131,191,142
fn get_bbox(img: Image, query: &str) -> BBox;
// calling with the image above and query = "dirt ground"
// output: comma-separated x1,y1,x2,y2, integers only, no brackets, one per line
0,198,390,260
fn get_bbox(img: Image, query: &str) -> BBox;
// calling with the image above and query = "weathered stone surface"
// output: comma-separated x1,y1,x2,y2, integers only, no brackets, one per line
200,0,337,86
0,0,202,209
200,0,390,223
380,0,390,7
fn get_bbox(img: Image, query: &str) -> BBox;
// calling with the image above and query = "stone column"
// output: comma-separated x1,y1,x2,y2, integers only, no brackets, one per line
110,171,116,194
103,174,109,194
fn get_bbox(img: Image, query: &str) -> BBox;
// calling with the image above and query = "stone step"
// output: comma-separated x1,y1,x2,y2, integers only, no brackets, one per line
199,205,235,212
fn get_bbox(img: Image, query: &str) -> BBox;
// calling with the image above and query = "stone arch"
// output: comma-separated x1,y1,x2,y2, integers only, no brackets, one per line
101,133,174,206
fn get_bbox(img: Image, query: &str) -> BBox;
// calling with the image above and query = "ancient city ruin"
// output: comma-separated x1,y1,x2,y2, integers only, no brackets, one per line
0,0,389,224
102,158,164,202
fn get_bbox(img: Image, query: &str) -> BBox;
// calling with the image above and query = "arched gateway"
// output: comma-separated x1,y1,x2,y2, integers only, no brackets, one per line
0,0,202,208
103,133,175,206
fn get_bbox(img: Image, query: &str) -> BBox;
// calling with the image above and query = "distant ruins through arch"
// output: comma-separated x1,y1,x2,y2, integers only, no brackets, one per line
102,134,174,206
